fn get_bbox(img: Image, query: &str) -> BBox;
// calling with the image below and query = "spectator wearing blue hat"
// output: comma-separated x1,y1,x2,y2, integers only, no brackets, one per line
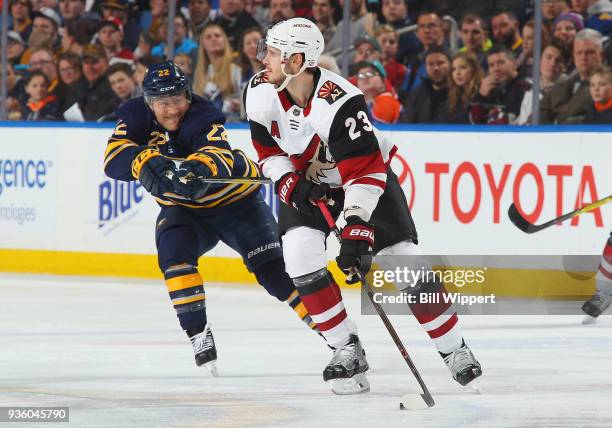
585,0,612,36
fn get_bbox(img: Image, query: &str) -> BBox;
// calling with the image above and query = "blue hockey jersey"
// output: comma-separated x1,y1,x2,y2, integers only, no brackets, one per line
104,95,261,209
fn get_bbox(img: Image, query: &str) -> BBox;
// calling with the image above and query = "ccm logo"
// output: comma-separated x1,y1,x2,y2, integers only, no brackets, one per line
279,176,294,203
348,229,374,240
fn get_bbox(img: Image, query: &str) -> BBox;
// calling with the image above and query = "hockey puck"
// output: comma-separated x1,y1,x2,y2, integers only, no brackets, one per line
399,394,431,410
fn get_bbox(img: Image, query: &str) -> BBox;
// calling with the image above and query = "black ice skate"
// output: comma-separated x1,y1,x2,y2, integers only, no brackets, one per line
323,335,370,395
190,323,218,377
582,291,612,323
440,340,482,386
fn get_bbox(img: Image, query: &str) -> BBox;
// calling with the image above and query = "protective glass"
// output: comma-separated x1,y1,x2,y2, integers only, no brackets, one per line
357,71,378,80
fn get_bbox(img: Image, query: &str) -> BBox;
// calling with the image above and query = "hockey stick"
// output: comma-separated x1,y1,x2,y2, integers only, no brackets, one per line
315,201,435,410
169,171,273,185
508,194,612,234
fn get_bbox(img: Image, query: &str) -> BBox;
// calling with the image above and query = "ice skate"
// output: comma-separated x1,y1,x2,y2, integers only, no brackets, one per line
190,323,218,377
323,335,370,395
440,340,482,386
582,291,611,322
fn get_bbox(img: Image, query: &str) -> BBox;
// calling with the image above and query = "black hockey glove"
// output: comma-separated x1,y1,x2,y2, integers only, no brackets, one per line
137,155,176,198
275,172,330,216
172,159,214,200
337,216,374,284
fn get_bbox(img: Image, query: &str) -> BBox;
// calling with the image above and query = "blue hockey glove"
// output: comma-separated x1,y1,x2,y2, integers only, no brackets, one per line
134,151,176,198
172,159,214,200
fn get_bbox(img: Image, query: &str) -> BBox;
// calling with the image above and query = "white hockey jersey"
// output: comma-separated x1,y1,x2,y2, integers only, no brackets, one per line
244,67,396,218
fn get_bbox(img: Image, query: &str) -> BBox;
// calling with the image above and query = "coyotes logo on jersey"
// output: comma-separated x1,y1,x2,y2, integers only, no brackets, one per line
250,71,269,88
287,135,337,184
317,80,346,105
303,138,335,183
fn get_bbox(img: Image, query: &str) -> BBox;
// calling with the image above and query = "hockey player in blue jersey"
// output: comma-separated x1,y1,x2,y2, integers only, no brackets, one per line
103,60,317,375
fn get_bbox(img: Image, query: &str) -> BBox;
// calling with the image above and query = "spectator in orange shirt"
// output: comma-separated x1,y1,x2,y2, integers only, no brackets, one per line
585,65,612,123
20,70,62,121
354,60,402,124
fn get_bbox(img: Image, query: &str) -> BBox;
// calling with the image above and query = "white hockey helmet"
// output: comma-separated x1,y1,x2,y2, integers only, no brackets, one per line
257,18,325,91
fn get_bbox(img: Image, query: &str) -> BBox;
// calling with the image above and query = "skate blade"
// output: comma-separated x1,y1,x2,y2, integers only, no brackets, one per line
330,373,370,395
203,360,219,377
582,315,598,325
399,393,433,410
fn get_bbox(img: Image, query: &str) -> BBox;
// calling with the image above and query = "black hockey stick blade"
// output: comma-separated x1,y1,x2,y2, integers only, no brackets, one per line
507,204,545,233
508,195,612,234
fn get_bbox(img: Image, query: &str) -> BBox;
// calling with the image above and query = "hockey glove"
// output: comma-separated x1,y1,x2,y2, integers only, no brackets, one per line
337,216,374,284
135,152,176,198
172,159,214,200
276,172,330,216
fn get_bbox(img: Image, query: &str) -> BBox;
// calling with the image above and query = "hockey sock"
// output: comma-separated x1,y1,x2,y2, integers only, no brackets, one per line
595,234,612,294
164,264,207,335
293,268,351,348
407,281,463,354
286,289,318,331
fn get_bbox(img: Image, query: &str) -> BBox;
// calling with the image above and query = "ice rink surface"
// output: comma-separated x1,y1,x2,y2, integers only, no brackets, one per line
1,274,611,428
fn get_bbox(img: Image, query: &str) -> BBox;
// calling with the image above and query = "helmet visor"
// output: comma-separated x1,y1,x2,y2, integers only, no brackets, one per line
256,38,268,62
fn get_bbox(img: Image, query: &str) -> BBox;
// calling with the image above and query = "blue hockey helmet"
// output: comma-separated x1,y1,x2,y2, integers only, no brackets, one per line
142,60,192,104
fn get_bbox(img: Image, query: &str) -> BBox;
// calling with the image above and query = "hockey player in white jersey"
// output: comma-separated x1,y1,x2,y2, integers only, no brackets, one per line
244,18,482,394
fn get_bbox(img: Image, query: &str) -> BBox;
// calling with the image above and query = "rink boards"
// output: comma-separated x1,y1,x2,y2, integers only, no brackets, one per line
0,123,610,297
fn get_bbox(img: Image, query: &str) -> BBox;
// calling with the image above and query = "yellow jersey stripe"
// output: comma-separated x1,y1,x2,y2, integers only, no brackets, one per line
103,143,138,169
104,140,138,160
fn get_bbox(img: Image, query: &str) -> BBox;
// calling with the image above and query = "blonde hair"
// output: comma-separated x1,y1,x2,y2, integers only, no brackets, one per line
448,52,483,114
590,65,612,83
374,24,397,39
193,23,236,98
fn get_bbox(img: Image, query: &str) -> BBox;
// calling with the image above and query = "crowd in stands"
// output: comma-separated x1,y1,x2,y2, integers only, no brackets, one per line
4,0,612,124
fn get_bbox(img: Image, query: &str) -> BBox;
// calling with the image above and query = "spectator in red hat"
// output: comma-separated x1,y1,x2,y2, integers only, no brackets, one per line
98,16,135,64
101,0,140,51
